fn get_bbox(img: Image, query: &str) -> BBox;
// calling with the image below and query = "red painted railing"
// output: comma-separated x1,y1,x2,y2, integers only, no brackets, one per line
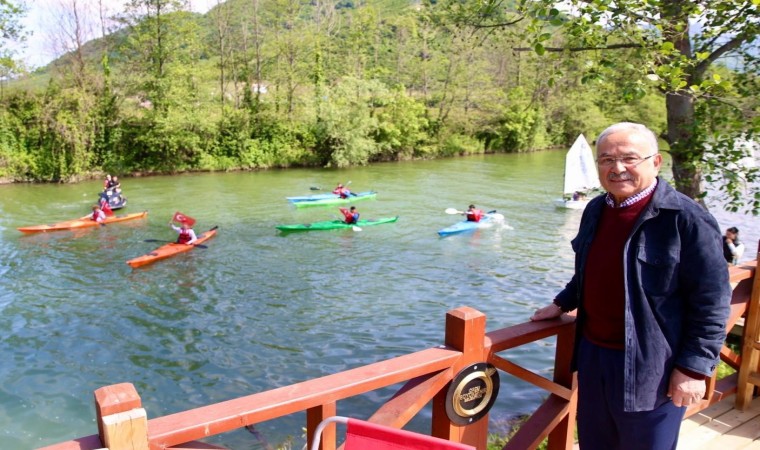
38,258,758,450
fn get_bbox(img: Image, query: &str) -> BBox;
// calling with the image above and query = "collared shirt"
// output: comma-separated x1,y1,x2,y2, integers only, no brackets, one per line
604,179,658,208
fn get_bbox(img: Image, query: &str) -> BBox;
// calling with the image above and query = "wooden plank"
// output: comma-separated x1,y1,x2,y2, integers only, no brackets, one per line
678,397,760,450
680,395,737,433
737,254,760,410
490,355,573,401
369,369,454,428
36,435,103,450
169,442,228,449
697,415,760,450
503,394,571,450
102,407,149,450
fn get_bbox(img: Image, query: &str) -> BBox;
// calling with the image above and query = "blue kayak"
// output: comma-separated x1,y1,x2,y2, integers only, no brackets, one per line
289,191,377,208
287,191,376,204
438,212,504,237
286,193,339,202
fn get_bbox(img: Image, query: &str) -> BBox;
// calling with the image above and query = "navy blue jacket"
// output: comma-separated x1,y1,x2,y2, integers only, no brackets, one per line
554,178,731,412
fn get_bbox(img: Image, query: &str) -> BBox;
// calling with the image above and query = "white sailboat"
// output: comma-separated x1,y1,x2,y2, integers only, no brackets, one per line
554,134,601,210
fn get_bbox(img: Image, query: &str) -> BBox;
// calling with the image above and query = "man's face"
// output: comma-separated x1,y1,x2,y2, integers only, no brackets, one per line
597,130,662,204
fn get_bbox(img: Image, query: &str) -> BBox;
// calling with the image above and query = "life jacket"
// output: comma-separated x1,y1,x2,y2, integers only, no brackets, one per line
92,210,104,222
333,187,350,199
340,208,359,224
177,229,193,244
466,209,483,222
100,200,113,217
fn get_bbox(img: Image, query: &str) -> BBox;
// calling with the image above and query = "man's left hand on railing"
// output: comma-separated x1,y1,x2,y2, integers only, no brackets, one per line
530,303,564,321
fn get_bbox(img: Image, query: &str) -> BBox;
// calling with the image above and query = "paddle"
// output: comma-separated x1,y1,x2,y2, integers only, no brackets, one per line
143,239,208,249
445,208,498,215
310,186,321,190
145,226,215,248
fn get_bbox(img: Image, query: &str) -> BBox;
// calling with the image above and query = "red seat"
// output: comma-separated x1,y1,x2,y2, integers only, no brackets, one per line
309,416,476,450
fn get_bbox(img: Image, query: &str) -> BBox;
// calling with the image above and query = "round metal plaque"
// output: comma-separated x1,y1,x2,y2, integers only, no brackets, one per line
445,362,500,425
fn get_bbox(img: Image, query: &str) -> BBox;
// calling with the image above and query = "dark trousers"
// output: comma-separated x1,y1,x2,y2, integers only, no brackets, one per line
577,338,686,450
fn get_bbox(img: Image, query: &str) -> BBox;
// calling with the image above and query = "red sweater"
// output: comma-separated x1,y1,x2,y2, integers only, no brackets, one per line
582,194,653,349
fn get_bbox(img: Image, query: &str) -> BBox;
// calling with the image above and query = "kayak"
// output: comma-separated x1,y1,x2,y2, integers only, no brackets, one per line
286,193,341,202
17,211,148,233
126,226,218,268
291,191,377,208
437,212,505,237
276,216,399,232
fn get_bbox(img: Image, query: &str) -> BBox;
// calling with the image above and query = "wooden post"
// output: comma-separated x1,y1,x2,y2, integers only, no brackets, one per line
547,321,577,450
307,402,337,450
736,244,760,411
94,383,148,450
432,307,488,449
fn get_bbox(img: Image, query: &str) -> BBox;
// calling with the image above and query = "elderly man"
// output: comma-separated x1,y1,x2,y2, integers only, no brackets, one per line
531,122,731,450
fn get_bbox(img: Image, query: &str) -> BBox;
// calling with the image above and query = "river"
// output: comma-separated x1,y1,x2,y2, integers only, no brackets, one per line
0,151,756,449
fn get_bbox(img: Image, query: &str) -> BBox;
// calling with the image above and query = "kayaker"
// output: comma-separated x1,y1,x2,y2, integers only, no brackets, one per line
91,205,106,223
339,206,360,224
103,174,111,190
170,221,198,245
464,205,483,222
332,183,352,199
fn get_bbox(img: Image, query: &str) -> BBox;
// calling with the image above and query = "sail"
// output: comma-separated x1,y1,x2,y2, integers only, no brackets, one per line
563,134,601,195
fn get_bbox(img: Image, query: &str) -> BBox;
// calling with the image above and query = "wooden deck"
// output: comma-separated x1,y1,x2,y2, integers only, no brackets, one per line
678,395,760,450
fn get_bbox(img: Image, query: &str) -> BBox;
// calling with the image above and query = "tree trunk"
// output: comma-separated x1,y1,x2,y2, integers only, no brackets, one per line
662,4,704,205
666,91,703,203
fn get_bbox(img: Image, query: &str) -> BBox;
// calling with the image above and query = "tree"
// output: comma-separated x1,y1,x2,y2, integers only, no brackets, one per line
434,0,760,213
0,0,27,93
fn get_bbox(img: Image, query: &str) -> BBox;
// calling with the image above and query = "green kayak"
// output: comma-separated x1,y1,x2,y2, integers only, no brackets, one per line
276,216,399,232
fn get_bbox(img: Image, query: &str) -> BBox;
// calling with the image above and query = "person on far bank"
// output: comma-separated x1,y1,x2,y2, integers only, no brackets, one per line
339,206,359,224
530,122,731,450
723,226,745,265
464,205,482,222
170,221,197,245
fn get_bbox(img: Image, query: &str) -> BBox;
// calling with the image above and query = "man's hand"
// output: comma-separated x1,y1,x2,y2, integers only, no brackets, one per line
667,368,706,407
530,303,564,321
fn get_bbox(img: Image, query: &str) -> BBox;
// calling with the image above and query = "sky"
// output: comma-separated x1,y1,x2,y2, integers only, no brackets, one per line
14,0,217,68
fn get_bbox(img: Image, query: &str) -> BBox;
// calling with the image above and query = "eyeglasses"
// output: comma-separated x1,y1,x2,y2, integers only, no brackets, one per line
596,154,657,167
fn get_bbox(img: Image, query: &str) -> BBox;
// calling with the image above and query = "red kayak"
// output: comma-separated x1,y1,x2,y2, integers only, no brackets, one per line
126,226,218,268
18,211,148,233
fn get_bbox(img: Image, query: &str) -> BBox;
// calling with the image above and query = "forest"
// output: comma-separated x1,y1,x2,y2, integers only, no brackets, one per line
0,0,758,212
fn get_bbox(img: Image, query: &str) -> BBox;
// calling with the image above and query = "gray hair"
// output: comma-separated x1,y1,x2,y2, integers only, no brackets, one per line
596,122,659,154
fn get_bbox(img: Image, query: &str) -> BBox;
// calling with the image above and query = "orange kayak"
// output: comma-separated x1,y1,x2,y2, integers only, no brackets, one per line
127,226,218,268
17,211,148,233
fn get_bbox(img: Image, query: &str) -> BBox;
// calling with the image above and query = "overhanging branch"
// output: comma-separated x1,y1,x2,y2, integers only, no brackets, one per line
512,43,643,52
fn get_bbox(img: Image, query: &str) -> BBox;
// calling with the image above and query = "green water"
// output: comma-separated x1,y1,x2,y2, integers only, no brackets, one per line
0,152,755,449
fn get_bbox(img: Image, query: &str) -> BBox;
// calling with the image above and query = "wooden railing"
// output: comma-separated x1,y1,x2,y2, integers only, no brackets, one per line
38,258,758,450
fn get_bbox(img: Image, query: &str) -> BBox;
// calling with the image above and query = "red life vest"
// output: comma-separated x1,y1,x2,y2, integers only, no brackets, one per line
333,187,349,199
339,207,358,224
177,229,193,244
466,209,483,222
100,201,113,217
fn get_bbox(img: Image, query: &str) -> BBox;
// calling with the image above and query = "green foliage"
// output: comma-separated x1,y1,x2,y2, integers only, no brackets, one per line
2,0,756,215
